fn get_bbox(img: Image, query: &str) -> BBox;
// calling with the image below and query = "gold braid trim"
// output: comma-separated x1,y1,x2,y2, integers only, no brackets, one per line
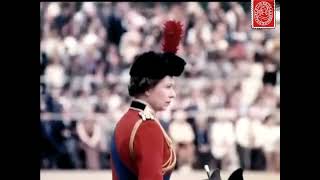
154,120,177,174
129,119,143,161
128,116,177,174
162,147,172,167
162,148,176,174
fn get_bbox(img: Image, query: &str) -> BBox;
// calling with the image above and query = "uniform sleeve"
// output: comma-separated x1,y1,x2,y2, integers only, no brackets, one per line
111,159,118,180
134,120,164,180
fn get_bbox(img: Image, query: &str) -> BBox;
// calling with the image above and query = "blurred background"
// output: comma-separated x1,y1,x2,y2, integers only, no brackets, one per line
40,1,280,179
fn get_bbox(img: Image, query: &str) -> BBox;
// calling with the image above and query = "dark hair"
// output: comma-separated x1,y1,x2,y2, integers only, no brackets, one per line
128,76,161,97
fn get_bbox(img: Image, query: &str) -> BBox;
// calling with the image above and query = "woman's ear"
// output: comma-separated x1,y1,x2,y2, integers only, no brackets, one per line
145,85,155,97
145,90,151,97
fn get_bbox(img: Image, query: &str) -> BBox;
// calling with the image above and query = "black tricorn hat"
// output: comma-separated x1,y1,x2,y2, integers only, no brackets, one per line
129,20,186,79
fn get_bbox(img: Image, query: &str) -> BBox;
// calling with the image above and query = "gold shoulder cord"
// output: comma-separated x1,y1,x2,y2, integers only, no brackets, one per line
128,119,176,174
129,119,143,161
154,120,177,174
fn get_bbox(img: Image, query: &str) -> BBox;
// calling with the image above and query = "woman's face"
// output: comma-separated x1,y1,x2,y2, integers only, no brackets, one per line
146,76,176,111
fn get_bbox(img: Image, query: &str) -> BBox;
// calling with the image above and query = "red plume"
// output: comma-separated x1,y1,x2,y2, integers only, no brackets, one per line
162,20,183,54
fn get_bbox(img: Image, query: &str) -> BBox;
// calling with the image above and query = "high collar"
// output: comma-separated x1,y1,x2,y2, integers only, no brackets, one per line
130,98,156,116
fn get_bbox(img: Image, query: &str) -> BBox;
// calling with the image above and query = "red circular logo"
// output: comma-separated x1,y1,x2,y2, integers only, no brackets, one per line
254,1,273,26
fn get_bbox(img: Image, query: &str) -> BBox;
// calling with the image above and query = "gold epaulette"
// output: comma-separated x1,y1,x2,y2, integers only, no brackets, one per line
138,106,155,121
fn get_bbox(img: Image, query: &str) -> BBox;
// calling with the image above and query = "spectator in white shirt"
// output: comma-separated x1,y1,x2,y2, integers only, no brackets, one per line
169,110,195,171
209,109,239,171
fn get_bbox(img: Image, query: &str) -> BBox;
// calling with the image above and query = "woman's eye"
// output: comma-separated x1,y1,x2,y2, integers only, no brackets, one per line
169,85,175,89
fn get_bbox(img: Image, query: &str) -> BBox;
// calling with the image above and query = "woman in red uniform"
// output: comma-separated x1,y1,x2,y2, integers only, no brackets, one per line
110,20,186,180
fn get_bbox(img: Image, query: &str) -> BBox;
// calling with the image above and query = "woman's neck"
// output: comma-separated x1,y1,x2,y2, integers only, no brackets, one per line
133,96,156,114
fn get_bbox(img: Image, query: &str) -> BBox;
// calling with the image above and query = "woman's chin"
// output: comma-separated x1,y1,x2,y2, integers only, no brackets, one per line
162,105,171,110
159,106,168,111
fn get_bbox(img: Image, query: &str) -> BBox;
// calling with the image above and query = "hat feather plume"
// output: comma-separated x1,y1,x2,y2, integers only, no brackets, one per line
162,20,183,54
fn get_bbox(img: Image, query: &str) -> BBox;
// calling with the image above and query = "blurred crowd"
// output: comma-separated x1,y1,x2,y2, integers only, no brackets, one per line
40,2,280,172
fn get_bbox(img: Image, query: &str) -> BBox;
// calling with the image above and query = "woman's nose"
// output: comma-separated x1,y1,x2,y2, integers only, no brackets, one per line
170,89,176,99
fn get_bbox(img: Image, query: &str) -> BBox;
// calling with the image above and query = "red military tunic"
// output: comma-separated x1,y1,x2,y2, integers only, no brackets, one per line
111,99,176,180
